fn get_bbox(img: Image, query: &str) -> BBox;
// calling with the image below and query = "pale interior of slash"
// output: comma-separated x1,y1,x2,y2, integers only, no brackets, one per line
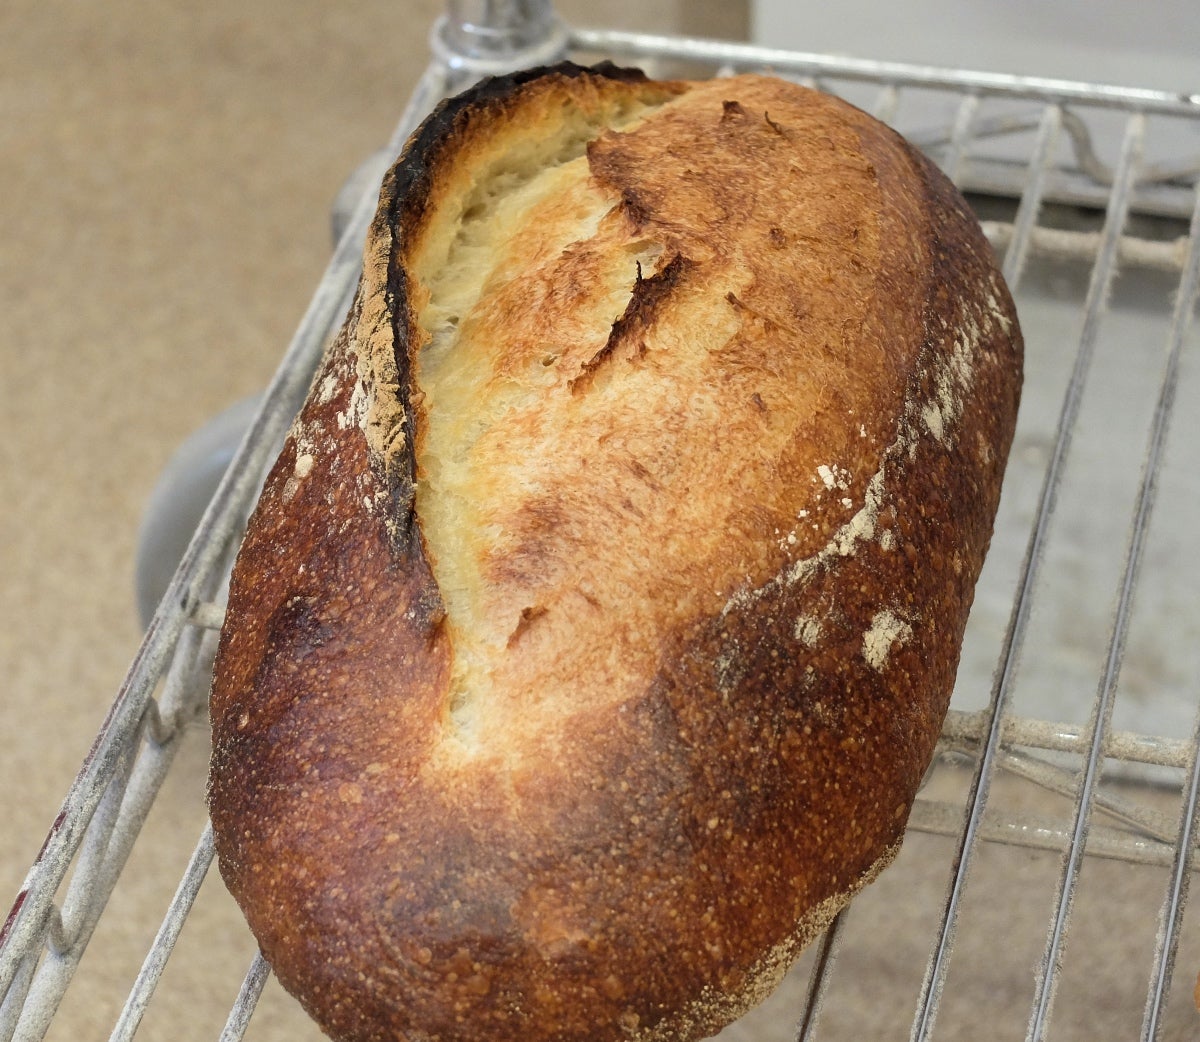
409,86,676,748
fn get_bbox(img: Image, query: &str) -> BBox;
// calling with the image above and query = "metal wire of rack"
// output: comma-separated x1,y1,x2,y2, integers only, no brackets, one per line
3,3,1200,1039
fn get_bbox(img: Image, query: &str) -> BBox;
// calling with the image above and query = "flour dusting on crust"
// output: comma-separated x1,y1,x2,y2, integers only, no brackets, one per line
722,266,1009,625
863,609,913,671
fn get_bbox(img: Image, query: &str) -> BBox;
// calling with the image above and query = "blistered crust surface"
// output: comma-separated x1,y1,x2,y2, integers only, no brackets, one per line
208,64,1022,1042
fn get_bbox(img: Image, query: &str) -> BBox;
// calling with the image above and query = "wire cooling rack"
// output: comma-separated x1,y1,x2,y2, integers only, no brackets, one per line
4,5,1200,1040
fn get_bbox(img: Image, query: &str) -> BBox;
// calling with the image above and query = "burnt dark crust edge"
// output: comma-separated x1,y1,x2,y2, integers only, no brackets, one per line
387,61,649,243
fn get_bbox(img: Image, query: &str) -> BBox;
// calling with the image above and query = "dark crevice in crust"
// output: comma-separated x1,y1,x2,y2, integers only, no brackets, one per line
379,263,421,550
569,252,692,392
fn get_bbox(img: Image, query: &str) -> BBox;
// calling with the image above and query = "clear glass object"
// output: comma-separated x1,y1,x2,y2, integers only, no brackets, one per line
443,0,557,59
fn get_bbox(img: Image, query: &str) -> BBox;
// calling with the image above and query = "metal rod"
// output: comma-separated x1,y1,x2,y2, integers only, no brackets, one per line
983,221,1193,274
794,911,849,1042
907,104,1146,1042
1001,105,1063,288
1142,704,1200,1038
871,83,900,124
6,617,215,1037
972,746,1180,845
217,953,271,1042
1142,703,1200,1039
0,953,36,1042
49,719,141,956
190,601,228,631
907,800,1185,867
941,92,980,186
568,27,1200,117
0,56,450,1027
107,825,216,1042
11,708,189,1040
143,618,213,746
905,111,1041,151
940,710,1197,771
1137,178,1200,1042
1,631,176,1002
1025,111,1147,1042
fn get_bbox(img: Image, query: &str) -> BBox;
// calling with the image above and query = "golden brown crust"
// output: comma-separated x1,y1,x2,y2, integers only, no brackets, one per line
208,63,1022,1042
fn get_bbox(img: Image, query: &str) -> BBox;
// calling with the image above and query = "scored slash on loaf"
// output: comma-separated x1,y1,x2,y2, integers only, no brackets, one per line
207,62,1022,1042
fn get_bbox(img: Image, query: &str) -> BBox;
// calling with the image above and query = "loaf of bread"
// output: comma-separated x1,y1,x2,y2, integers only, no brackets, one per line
208,62,1022,1042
